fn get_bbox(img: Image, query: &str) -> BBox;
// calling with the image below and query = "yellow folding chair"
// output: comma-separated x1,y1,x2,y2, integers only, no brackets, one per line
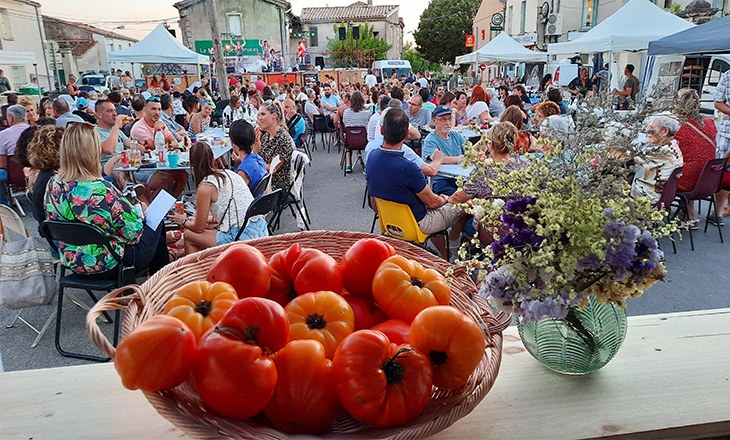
374,198,449,259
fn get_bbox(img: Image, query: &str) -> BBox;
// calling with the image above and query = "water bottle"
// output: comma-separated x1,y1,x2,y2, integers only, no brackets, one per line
154,128,166,151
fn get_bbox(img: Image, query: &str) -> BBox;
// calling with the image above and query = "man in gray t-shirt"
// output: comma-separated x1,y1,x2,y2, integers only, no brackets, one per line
407,95,431,129
613,64,640,106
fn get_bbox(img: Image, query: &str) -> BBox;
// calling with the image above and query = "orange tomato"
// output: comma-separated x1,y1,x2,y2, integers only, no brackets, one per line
114,315,197,392
285,291,355,359
372,256,451,323
409,306,486,389
164,280,239,341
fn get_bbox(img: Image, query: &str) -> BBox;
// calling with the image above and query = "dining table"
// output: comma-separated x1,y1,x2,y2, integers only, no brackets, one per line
1,308,728,439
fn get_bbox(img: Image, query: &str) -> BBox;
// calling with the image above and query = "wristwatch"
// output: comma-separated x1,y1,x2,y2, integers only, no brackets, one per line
181,218,188,228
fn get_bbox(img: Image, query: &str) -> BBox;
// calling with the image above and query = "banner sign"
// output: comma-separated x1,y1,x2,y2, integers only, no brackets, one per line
194,40,263,57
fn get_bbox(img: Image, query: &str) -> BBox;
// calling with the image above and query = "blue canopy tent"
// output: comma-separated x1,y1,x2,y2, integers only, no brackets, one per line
648,15,730,55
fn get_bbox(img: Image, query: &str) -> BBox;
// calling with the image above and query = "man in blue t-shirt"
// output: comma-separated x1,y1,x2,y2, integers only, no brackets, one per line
366,108,463,259
422,105,465,195
320,84,340,128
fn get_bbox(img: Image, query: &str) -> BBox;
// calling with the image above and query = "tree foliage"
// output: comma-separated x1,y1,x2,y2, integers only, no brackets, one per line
327,21,391,68
402,42,442,74
413,0,480,65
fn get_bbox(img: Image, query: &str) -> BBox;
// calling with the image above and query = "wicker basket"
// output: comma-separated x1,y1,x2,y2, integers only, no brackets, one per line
87,231,508,440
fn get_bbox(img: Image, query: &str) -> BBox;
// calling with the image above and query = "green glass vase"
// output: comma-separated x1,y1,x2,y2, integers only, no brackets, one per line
517,295,628,375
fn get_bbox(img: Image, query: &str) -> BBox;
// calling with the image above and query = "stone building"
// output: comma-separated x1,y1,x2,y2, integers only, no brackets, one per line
300,2,404,61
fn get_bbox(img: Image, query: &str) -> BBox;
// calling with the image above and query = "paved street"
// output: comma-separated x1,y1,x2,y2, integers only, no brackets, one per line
1,138,728,372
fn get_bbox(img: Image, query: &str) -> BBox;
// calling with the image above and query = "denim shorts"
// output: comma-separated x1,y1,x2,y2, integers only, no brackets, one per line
216,218,268,244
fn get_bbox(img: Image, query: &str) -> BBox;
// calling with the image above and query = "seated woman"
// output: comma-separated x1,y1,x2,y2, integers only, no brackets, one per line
454,91,468,125
44,123,168,278
168,142,267,255
673,88,717,220
630,115,684,204
230,119,267,193
222,95,244,125
465,86,495,124
499,105,537,155
181,94,199,130
342,91,371,172
255,100,293,190
188,99,213,136
448,122,529,239
504,95,529,126
27,126,63,233
533,101,574,143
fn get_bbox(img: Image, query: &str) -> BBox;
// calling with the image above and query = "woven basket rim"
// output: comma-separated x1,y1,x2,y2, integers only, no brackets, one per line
87,231,507,440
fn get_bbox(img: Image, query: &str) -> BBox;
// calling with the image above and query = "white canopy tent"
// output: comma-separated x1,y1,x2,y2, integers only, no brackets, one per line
455,32,547,65
548,0,694,55
0,50,37,65
108,24,209,65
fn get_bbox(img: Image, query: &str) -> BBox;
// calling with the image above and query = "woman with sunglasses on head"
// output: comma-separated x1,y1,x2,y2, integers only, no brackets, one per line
189,99,213,136
255,100,293,189
45,123,169,278
168,142,267,255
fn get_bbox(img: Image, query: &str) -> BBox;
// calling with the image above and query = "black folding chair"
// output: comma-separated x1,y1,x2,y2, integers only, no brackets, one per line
41,220,141,362
313,114,336,153
234,189,283,240
251,173,271,198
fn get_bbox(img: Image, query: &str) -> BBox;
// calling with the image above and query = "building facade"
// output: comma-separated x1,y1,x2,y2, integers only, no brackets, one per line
0,0,51,92
472,0,506,80
300,2,404,61
43,16,139,84
174,0,291,70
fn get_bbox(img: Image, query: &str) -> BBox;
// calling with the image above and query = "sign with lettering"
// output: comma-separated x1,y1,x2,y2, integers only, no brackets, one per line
194,40,263,57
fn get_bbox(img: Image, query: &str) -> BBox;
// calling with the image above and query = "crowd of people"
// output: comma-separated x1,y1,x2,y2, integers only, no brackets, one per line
0,64,728,278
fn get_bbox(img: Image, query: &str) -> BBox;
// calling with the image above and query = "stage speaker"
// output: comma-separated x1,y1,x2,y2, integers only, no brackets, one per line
352,26,360,40
339,27,346,41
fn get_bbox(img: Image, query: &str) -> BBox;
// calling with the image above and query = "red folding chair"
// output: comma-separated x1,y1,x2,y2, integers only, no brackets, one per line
675,158,728,250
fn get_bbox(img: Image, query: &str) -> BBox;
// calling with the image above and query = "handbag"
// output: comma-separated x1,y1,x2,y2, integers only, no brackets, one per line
0,218,58,309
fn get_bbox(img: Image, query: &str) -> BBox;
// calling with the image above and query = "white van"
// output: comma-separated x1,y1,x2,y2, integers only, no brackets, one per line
371,60,412,83
643,53,730,114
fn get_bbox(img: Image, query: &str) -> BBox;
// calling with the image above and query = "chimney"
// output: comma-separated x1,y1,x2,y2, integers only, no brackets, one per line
368,0,372,5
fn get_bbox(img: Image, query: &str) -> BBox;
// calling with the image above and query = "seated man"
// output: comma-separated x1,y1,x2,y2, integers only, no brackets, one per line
130,97,187,199
0,104,30,204
283,98,305,146
304,89,320,123
408,94,431,129
159,93,188,143
366,108,465,259
422,105,465,195
52,98,84,127
73,97,97,124
364,134,444,177
320,84,340,127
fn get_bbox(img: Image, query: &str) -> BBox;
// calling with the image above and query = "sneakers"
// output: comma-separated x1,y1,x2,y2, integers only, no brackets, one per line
345,165,352,174
707,215,725,226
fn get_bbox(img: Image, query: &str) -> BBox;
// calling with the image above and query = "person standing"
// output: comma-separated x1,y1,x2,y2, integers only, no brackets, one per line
712,69,730,223
448,70,459,92
613,64,640,107
365,69,377,88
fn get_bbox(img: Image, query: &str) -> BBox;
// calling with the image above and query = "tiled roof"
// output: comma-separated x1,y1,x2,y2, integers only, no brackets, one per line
301,4,398,22
43,16,138,42
55,39,98,58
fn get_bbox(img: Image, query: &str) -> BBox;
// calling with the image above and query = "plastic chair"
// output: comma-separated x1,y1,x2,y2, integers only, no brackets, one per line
313,114,335,153
367,195,379,233
653,167,682,254
234,188,282,241
675,158,728,250
341,126,368,176
297,116,313,165
374,197,449,260
251,173,271,198
40,220,139,362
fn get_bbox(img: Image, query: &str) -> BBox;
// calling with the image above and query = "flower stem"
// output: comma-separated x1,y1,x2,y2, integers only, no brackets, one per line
563,308,596,352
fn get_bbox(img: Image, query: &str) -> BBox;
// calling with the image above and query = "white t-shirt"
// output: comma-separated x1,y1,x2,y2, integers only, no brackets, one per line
465,101,490,122
304,100,320,120
365,74,377,88
373,108,414,140
418,78,428,88
367,112,381,141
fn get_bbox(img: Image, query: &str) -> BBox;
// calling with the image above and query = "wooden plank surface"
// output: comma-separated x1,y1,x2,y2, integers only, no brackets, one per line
1,308,728,439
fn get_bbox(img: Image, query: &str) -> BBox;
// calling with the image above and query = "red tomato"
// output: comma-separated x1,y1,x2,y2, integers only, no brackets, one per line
409,306,486,389
207,244,271,298
114,315,196,392
372,319,411,345
266,244,343,307
332,330,433,428
340,239,396,298
193,298,289,420
342,294,388,331
264,340,340,434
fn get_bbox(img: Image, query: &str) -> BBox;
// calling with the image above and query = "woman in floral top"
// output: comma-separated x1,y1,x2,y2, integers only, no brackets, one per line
45,123,168,277
255,100,293,189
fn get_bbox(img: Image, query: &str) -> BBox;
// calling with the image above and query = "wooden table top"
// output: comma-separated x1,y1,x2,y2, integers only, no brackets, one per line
1,308,728,439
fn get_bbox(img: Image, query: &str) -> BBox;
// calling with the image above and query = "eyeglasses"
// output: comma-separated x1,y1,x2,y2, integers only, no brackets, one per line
409,102,422,107
146,97,161,102
67,120,95,129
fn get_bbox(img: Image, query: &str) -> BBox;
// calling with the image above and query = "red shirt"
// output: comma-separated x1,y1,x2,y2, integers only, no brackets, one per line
674,118,717,192
229,77,239,86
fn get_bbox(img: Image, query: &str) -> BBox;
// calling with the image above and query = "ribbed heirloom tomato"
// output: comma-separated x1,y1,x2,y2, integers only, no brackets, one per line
266,244,343,307
206,244,271,298
340,238,396,299
193,297,289,420
341,294,388,331
332,330,433,428
163,280,238,341
285,290,354,359
409,306,486,389
114,315,197,392
264,339,340,434
372,255,451,323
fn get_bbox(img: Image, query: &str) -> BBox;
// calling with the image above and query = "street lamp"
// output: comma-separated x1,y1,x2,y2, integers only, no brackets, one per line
112,25,125,33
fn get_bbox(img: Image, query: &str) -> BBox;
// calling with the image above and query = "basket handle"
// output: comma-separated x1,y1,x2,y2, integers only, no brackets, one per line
86,285,145,359
450,265,512,336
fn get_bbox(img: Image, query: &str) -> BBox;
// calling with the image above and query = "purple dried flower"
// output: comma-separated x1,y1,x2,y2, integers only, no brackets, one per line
505,196,537,214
